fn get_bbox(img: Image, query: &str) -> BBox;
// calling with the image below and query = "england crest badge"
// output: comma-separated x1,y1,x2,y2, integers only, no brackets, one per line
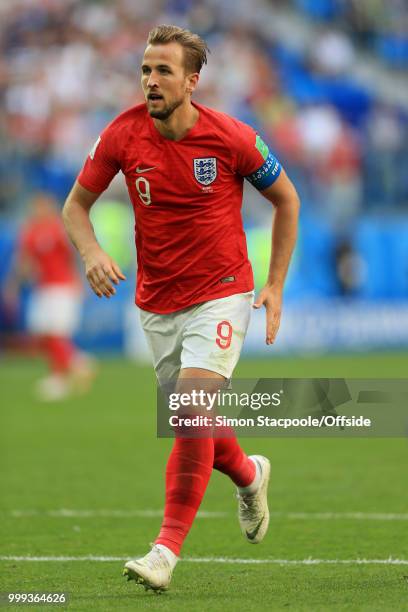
193,157,217,186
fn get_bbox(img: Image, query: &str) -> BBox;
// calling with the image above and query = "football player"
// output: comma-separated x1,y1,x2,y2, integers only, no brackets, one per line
63,25,300,591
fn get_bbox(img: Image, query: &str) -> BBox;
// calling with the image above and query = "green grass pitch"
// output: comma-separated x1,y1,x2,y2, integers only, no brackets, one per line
1,352,408,611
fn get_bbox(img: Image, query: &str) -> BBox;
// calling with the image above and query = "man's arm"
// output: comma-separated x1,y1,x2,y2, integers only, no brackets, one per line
253,168,300,345
62,181,126,298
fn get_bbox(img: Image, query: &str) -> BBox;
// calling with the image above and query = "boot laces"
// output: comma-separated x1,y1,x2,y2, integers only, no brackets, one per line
142,544,170,571
236,492,262,521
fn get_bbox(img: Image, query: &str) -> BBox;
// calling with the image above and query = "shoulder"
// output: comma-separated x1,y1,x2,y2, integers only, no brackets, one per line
196,104,256,153
196,103,242,128
102,103,147,138
95,103,147,158
196,104,252,132
107,103,147,129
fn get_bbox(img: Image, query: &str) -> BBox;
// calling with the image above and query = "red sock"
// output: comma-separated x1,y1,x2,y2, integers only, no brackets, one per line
155,437,214,556
213,427,255,487
41,335,75,373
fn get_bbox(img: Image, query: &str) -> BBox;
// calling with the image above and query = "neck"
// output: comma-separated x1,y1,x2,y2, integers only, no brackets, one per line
153,100,199,141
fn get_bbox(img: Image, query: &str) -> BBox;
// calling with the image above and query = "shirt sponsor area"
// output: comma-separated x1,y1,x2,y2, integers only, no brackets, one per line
244,300,408,354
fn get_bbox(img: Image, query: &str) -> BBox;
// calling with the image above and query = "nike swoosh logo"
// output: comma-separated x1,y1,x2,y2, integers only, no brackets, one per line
246,515,265,541
136,166,156,173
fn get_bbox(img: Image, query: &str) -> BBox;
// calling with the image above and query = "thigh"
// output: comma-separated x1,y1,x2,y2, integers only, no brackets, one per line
28,286,81,336
139,308,185,385
181,291,253,380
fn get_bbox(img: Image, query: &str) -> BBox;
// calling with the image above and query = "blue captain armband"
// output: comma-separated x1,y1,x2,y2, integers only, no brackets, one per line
245,152,282,191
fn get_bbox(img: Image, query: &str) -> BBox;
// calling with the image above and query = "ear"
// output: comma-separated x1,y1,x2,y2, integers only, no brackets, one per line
186,72,199,95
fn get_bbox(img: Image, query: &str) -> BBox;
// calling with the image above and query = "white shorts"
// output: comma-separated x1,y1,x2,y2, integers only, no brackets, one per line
27,285,81,336
139,291,254,384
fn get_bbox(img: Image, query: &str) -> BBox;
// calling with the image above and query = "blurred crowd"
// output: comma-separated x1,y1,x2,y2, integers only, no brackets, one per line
293,0,408,68
0,0,407,230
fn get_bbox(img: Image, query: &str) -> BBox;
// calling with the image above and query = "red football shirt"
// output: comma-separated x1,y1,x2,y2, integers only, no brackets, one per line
78,102,268,313
19,217,79,288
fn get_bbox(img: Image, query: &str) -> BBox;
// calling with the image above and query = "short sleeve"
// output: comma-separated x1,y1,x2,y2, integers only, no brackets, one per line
231,119,282,190
77,124,121,193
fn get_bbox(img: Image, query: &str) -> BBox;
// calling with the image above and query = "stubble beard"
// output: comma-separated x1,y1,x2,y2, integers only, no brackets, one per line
147,96,184,121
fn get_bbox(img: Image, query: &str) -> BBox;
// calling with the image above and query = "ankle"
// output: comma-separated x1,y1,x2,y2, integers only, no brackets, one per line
154,544,179,569
237,457,261,495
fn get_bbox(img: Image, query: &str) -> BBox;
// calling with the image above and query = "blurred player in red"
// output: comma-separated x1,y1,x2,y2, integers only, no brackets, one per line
63,26,300,590
6,192,95,400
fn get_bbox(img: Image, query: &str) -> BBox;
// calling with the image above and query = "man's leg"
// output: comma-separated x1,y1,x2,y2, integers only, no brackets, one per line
124,293,268,591
29,286,91,400
213,431,256,487
41,334,75,374
180,292,257,488
177,293,270,545
31,334,75,401
125,367,219,591
154,368,220,556
125,310,216,590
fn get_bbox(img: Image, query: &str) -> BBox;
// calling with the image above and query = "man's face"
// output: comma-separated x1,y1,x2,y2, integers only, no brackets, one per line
141,42,196,120
31,194,56,219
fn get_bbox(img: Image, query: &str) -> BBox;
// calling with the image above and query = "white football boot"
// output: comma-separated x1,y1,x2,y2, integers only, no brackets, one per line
123,545,175,592
34,374,70,401
237,455,270,544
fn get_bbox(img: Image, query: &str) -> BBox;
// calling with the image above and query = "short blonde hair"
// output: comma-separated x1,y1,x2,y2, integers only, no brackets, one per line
147,24,209,74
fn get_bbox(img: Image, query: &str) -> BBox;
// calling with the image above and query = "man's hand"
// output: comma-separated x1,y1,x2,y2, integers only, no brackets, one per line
253,285,283,345
83,245,126,298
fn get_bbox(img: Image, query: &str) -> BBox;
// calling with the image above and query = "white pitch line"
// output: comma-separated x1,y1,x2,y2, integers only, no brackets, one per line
0,556,407,565
7,510,408,520
8,510,224,519
8,509,227,519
